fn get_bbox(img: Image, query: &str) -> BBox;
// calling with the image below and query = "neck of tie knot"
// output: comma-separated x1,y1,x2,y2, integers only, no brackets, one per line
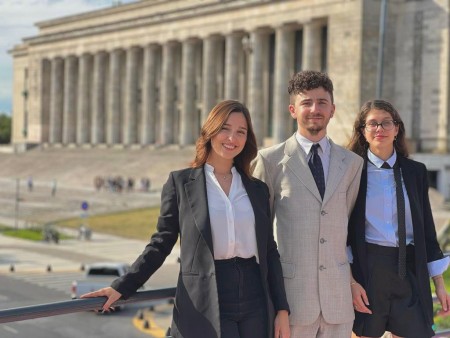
381,162,391,169
311,143,320,155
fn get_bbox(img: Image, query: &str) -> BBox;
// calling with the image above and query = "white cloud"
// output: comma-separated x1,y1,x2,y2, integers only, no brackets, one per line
0,0,136,114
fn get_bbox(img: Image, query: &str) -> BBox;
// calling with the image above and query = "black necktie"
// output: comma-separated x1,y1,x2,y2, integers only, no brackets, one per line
308,144,325,199
381,161,391,169
381,161,407,279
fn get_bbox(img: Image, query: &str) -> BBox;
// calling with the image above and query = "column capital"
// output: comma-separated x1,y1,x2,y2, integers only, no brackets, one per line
183,37,201,44
275,22,300,32
144,42,161,50
302,18,326,28
248,26,273,35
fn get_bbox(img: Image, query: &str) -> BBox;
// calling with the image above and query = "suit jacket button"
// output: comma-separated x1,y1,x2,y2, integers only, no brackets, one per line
319,265,326,271
320,238,326,244
321,210,327,216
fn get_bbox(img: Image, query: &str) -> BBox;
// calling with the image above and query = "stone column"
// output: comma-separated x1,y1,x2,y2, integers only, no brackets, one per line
62,55,77,144
248,30,269,146
49,57,64,144
180,38,198,146
123,46,140,145
107,49,123,145
202,35,219,122
77,53,92,144
40,59,51,143
225,32,242,100
160,42,176,145
302,20,323,71
141,44,159,145
91,51,107,144
273,26,295,143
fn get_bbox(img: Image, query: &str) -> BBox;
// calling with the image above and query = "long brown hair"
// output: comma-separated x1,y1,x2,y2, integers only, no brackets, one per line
347,99,409,158
191,100,257,178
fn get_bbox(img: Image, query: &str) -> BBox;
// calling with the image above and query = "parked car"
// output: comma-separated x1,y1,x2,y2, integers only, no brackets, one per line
71,262,134,310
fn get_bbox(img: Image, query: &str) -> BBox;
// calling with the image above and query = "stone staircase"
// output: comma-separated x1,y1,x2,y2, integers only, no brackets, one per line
0,145,195,190
0,146,196,224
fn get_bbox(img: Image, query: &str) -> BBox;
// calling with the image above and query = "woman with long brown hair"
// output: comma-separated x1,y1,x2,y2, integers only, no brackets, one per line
82,100,290,338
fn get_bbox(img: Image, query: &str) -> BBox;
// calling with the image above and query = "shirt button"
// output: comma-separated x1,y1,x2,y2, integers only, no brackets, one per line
321,210,327,216
320,238,326,244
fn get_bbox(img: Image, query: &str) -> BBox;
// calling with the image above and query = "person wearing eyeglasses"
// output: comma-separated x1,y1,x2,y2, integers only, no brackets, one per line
347,99,450,338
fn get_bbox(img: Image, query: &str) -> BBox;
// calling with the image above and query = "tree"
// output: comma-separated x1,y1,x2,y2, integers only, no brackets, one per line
0,114,11,144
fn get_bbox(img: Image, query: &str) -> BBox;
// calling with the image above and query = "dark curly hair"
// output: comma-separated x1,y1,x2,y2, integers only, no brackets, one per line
347,99,409,158
288,70,334,104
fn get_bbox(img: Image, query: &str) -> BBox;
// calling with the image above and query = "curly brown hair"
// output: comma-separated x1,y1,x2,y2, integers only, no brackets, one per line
347,99,409,158
288,70,334,104
191,100,257,178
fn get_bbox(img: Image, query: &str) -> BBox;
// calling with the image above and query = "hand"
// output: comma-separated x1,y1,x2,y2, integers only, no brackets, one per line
274,310,290,338
80,287,122,312
434,276,450,315
351,281,372,314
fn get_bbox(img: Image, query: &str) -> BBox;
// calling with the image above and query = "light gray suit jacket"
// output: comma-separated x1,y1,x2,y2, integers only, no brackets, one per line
252,134,363,326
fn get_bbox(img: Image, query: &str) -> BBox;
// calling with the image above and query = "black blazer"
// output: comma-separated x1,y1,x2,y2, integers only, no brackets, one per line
111,166,289,338
348,155,445,326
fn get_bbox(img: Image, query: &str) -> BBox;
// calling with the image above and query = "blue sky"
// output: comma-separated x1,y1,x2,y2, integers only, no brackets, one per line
0,0,137,115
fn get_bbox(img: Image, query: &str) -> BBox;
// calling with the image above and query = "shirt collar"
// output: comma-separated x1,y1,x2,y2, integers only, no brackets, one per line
295,132,329,155
367,149,397,168
204,163,237,175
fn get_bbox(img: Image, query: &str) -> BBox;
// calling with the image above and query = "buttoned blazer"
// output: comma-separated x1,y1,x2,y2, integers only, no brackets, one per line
111,166,289,338
252,134,364,325
348,155,445,327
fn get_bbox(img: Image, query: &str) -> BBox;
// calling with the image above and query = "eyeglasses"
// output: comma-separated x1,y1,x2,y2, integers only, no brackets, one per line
362,120,397,132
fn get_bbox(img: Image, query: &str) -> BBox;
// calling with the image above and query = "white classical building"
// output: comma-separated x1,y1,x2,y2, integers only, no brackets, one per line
9,0,450,198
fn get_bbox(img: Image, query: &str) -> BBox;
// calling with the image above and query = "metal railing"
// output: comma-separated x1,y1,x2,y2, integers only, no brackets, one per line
2,287,450,337
0,287,176,324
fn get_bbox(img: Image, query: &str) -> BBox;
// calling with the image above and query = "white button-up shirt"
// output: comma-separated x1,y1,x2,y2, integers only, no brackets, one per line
204,164,258,261
365,150,449,276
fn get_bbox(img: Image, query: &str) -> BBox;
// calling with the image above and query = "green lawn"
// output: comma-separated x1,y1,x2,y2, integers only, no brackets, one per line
0,207,161,241
53,206,161,240
0,225,71,241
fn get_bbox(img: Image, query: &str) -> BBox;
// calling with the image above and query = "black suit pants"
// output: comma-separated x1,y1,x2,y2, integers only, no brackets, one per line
214,257,267,338
353,243,435,338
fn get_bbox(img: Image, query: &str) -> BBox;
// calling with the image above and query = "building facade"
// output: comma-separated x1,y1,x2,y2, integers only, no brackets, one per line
10,0,450,197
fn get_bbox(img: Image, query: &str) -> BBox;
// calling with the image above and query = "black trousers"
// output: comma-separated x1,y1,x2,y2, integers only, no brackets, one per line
353,243,435,338
214,257,268,338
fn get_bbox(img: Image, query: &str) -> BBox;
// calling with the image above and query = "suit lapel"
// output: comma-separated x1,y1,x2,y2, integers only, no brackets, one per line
398,157,419,214
241,173,266,257
283,135,323,202
185,167,214,255
322,141,347,205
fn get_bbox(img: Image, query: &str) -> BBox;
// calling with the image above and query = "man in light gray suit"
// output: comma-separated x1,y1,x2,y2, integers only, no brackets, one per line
252,70,363,338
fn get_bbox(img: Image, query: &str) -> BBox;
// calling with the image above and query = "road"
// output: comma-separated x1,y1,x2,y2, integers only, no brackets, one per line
0,232,179,337
0,274,154,338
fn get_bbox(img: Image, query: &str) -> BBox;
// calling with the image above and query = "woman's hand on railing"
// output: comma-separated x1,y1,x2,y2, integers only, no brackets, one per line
80,287,122,313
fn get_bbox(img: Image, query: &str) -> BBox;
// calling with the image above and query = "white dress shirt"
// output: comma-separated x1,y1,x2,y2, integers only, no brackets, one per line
204,164,258,261
365,150,449,277
295,132,331,184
